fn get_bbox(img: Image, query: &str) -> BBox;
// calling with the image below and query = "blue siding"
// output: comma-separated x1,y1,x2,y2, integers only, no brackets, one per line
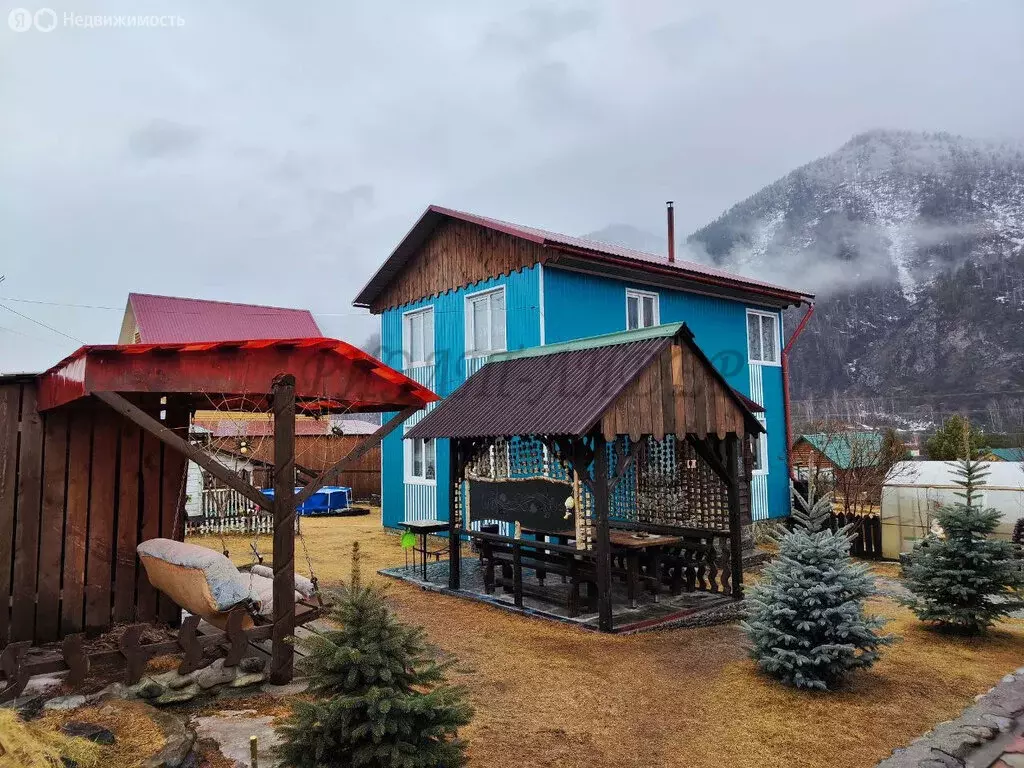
542,267,790,519
378,261,791,525
379,267,542,528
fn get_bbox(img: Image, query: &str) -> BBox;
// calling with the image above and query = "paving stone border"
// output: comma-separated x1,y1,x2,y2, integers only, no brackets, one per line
876,666,1024,767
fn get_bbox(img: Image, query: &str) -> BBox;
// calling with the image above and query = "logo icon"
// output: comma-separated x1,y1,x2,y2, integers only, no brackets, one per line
34,7,56,31
8,8,33,31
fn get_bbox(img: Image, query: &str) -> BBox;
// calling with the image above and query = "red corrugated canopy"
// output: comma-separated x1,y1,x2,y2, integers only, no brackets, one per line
36,337,438,413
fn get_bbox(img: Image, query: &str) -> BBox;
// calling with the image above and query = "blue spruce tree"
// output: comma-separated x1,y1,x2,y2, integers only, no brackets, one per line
741,482,893,690
275,582,473,768
901,458,1024,634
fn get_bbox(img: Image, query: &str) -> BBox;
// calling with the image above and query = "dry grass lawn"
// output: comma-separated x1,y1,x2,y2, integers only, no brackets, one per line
188,513,1024,768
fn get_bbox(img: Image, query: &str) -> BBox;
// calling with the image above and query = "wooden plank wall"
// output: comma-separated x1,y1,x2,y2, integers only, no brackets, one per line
0,380,189,648
601,343,747,442
371,218,549,312
241,434,381,500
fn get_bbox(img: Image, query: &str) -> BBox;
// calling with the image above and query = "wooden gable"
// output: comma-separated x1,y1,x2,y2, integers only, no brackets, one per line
370,219,549,313
600,341,747,441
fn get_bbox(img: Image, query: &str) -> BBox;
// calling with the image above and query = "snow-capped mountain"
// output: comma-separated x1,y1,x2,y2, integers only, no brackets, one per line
589,130,1024,419
690,129,1024,301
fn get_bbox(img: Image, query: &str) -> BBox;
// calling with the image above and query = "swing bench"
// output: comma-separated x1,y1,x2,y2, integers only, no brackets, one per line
138,538,322,630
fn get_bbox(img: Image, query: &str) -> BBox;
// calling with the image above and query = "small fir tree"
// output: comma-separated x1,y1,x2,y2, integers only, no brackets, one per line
901,458,1024,634
1011,517,1024,548
275,584,473,768
742,482,893,691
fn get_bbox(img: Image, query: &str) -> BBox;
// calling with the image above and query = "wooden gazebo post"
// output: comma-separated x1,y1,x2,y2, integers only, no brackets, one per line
448,438,463,591
270,374,296,684
591,433,613,632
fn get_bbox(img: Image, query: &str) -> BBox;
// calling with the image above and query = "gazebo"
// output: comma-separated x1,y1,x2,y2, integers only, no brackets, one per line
0,337,436,696
406,323,764,632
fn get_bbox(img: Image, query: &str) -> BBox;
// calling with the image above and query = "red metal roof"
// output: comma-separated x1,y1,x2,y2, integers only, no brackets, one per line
353,205,815,309
36,337,438,413
128,293,321,343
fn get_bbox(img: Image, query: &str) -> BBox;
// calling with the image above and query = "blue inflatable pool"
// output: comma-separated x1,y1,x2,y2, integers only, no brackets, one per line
261,486,352,516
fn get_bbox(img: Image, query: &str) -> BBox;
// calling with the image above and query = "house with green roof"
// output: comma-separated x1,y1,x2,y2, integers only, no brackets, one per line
792,431,885,473
981,447,1024,462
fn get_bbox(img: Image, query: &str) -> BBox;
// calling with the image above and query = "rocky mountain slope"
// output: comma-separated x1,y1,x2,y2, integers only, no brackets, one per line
593,130,1024,426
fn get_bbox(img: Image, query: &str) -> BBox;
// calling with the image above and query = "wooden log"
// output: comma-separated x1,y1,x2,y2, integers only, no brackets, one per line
270,375,296,685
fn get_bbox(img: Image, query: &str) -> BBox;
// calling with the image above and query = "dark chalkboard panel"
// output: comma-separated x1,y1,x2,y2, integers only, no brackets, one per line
469,477,574,532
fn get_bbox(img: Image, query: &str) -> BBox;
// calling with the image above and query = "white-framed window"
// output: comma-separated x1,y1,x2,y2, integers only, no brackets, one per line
406,437,436,483
751,429,768,474
403,306,434,367
746,309,780,365
626,289,659,330
465,287,506,357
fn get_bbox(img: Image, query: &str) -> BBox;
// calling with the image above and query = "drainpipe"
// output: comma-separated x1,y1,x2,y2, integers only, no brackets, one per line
782,302,815,480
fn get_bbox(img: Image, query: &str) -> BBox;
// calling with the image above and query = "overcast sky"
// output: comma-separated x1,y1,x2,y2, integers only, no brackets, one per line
2,0,1023,372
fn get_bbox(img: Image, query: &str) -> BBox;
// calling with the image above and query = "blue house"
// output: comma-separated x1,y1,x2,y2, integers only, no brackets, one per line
353,205,814,529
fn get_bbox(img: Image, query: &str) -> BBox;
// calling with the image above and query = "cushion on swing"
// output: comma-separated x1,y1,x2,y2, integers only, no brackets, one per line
248,564,316,597
138,538,252,614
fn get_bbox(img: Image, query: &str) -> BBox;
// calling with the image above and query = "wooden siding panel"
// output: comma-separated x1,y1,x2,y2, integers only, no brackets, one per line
371,219,549,313
11,385,44,641
36,410,68,643
84,416,118,632
0,385,20,644
113,422,141,622
136,431,161,622
62,407,93,635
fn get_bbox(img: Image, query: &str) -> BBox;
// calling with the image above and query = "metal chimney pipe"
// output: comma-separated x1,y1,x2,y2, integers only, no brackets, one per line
666,201,675,263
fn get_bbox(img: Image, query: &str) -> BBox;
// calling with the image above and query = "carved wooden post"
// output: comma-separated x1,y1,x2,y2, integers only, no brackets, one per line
270,374,296,684
448,439,462,591
591,434,613,632
726,434,744,599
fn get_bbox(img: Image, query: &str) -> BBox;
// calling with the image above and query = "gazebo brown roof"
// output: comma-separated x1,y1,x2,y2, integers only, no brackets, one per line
407,323,764,442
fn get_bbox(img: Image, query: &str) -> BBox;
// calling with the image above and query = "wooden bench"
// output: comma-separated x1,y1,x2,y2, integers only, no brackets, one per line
472,533,598,617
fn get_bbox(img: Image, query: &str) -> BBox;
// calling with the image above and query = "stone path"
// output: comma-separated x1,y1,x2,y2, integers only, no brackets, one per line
876,666,1024,767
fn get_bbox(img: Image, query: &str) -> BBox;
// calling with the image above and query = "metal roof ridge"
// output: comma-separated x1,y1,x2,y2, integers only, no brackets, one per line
488,322,686,363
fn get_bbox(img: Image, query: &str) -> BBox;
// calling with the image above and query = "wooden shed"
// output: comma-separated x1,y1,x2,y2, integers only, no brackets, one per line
0,337,435,687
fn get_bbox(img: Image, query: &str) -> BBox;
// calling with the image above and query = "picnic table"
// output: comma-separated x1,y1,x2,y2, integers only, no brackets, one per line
399,519,449,580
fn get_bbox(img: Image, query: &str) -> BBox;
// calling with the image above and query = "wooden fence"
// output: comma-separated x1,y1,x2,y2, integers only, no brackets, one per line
0,380,188,647
828,512,883,559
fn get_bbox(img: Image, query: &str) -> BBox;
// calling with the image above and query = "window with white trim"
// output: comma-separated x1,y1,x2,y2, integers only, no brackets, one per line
626,289,659,330
751,429,768,474
403,307,434,367
407,437,436,482
465,287,506,357
747,310,779,364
